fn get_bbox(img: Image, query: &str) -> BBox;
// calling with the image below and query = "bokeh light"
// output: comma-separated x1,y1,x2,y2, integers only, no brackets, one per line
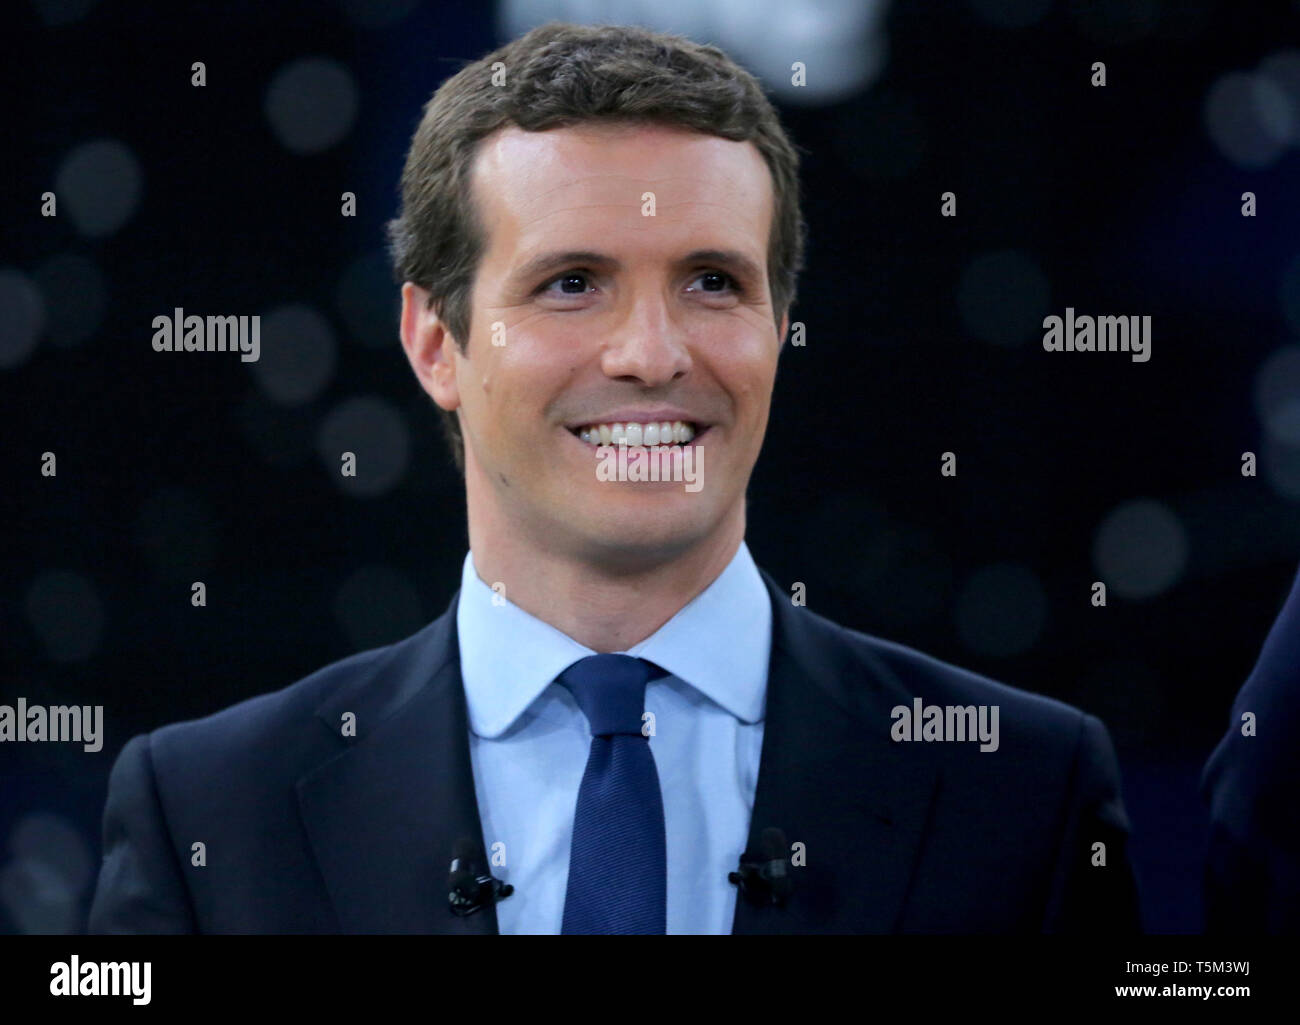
265,57,360,154
0,268,45,369
955,562,1048,657
249,304,338,406
54,139,144,238
1093,499,1189,600
957,249,1051,347
333,565,425,650
23,570,106,663
316,395,411,496
32,253,107,348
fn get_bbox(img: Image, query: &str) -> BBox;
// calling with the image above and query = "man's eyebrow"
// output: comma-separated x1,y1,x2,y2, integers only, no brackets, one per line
510,250,620,286
507,248,765,288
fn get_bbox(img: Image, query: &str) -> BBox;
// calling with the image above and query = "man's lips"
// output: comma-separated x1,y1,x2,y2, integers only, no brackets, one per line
563,421,712,446
562,409,705,431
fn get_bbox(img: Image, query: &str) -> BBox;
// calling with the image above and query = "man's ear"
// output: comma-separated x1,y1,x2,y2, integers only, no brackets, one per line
399,282,462,413
778,309,790,349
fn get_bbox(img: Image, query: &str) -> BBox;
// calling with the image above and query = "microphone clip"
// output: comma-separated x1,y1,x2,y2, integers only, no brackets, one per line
729,844,793,907
448,858,514,917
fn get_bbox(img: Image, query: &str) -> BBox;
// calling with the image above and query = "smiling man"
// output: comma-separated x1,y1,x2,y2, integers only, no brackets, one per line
89,21,1141,935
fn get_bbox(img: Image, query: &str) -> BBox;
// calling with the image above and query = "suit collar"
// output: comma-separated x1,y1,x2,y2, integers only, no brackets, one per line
456,541,771,738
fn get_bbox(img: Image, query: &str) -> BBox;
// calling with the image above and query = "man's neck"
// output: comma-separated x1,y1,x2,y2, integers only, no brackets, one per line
468,515,745,653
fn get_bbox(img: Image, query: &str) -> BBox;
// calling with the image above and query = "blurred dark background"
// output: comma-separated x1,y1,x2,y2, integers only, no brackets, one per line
4,0,1300,934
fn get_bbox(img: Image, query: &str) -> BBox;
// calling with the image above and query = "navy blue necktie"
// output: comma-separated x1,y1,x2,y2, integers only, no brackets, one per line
558,654,667,934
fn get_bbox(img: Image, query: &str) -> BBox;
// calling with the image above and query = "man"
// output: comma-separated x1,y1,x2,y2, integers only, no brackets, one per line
1202,562,1300,932
89,21,1141,934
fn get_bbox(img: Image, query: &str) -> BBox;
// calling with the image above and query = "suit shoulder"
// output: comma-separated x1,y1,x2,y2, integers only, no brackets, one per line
145,615,447,770
156,644,387,741
791,602,1092,740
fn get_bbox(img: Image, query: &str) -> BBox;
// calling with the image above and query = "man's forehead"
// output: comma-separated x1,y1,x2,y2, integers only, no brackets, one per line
470,122,773,263
472,122,771,216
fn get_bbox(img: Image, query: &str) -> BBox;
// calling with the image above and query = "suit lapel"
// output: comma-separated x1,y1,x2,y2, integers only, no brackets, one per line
731,571,939,933
295,566,937,935
296,590,498,934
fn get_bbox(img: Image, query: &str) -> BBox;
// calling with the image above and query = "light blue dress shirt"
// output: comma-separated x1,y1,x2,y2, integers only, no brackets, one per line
456,540,771,934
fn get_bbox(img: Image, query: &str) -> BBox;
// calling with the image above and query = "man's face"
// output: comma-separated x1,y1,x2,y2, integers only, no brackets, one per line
407,121,787,569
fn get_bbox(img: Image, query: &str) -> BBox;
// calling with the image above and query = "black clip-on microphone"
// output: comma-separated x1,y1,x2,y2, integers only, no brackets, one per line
728,826,794,907
448,836,514,917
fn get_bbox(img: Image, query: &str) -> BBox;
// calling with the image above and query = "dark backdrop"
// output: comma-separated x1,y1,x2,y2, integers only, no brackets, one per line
4,0,1300,934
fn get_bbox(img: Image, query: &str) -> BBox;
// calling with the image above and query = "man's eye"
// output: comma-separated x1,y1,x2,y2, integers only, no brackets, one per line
689,271,741,294
540,272,592,296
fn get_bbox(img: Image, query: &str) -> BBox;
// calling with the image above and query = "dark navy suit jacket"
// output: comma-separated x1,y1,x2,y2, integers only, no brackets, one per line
1202,563,1300,932
88,568,1141,933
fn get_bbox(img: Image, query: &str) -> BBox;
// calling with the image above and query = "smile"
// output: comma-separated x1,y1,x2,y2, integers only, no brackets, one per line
567,420,704,447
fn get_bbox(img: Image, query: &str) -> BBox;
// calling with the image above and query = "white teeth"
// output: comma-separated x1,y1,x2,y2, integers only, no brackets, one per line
572,420,701,446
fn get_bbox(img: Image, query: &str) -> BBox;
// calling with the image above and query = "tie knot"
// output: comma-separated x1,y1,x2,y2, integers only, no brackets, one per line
558,654,658,736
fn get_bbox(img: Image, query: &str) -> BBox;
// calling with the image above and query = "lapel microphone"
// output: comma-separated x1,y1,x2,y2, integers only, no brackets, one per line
448,836,514,916
729,826,794,906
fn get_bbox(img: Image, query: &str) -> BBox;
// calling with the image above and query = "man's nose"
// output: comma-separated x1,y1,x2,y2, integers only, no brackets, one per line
599,292,692,387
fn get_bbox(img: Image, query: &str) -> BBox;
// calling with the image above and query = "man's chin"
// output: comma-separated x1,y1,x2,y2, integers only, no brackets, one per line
561,511,718,573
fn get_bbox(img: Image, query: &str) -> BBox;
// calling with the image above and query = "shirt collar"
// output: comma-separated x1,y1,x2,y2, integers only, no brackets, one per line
456,541,771,738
